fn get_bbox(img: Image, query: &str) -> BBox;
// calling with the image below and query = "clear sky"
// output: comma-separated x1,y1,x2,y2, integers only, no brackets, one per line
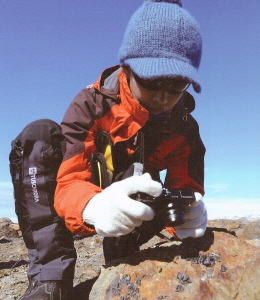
1,0,260,221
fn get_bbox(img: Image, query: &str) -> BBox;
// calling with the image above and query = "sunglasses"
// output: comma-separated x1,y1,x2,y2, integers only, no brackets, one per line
132,72,190,95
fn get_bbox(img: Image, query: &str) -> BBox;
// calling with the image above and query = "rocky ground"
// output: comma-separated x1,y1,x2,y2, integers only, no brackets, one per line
0,217,260,300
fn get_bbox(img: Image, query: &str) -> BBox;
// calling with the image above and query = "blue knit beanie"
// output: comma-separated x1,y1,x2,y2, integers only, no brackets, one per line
118,0,202,93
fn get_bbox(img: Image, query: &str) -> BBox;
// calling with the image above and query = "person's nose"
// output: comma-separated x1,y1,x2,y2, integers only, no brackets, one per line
152,90,169,104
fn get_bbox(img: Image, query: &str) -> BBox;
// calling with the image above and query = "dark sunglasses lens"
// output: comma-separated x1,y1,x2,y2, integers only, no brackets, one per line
143,80,159,91
134,75,158,90
133,73,190,93
168,82,190,94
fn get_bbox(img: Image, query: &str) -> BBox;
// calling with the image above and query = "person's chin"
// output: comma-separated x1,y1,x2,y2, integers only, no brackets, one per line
148,108,164,115
140,103,165,115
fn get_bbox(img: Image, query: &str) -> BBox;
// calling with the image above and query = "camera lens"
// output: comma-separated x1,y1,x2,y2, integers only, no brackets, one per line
166,209,185,227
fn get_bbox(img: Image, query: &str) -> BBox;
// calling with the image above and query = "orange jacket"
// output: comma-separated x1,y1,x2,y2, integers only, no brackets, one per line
54,65,205,235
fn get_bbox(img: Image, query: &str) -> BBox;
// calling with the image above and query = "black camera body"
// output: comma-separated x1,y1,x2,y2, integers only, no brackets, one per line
133,188,195,227
122,163,196,228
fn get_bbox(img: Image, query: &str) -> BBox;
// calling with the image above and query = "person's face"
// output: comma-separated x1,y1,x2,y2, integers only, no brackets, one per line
125,69,190,115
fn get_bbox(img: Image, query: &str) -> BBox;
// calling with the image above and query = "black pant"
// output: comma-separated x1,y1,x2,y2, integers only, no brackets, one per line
9,119,76,284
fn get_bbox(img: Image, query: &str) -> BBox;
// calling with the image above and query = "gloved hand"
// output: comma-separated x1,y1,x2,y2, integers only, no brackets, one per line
175,193,207,239
83,173,162,237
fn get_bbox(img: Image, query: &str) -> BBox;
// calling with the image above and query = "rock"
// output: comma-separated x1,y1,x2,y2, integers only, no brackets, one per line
1,218,260,299
208,219,260,245
0,236,11,244
0,217,20,238
9,223,20,231
89,228,260,300
207,219,246,232
0,225,104,300
237,217,250,225
0,217,13,223
245,239,260,249
236,221,260,240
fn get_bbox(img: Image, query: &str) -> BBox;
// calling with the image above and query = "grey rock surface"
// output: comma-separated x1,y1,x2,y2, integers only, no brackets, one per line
0,217,260,300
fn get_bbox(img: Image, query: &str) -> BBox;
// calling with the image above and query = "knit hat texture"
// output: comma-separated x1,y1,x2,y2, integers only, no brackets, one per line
118,0,202,93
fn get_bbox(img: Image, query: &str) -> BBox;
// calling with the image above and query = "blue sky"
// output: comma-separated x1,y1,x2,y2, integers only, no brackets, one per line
1,0,260,221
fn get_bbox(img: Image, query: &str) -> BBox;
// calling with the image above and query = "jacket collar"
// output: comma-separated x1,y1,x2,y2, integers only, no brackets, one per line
93,65,149,125
92,66,196,145
93,65,120,98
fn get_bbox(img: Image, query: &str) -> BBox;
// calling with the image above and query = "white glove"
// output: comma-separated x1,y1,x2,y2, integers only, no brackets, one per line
83,173,162,237
175,193,207,239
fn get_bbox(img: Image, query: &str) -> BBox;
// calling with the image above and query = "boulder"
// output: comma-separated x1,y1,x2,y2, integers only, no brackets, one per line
0,217,20,238
236,221,260,240
89,228,260,300
208,219,260,248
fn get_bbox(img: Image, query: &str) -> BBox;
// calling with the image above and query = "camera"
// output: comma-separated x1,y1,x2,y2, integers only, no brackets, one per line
133,188,195,227
121,163,195,228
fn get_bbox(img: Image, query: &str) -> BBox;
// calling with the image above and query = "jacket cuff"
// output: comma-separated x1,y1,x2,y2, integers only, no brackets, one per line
165,226,181,240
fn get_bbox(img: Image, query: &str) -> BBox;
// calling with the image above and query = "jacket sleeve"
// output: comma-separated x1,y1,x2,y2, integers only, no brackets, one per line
164,115,205,195
145,113,205,195
54,89,103,235
146,114,205,238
